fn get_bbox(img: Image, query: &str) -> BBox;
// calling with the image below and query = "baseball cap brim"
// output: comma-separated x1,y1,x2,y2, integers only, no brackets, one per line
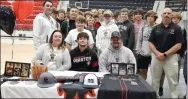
104,13,111,15
37,83,55,88
104,14,112,17
111,36,121,38
82,85,99,88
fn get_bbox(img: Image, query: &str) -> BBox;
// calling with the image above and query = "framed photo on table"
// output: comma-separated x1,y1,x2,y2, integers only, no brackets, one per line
110,63,120,76
13,63,22,76
4,61,31,77
110,63,136,76
119,64,127,76
21,63,30,77
127,64,135,75
4,62,14,76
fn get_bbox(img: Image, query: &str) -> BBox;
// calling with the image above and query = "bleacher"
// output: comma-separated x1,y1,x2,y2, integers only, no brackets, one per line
165,0,187,12
69,0,155,12
1,0,186,30
0,0,58,30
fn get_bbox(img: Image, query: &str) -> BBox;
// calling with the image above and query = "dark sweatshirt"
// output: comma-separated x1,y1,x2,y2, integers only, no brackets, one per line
116,20,135,51
177,28,187,57
69,47,99,72
60,20,76,37
56,18,64,25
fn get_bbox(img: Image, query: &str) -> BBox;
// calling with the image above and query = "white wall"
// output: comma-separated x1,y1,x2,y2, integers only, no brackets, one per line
179,11,187,31
155,1,166,24
154,0,187,30
57,1,69,12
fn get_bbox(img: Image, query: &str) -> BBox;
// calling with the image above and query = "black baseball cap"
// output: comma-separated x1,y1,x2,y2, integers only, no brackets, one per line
111,31,121,38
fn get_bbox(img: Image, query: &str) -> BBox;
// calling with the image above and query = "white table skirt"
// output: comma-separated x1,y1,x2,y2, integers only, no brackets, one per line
1,71,108,98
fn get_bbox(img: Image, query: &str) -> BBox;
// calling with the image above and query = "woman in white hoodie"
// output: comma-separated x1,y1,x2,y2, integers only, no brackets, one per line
32,30,71,71
96,10,119,54
136,10,158,80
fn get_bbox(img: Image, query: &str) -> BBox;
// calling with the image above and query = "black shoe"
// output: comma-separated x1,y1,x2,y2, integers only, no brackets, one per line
159,87,163,96
183,95,186,99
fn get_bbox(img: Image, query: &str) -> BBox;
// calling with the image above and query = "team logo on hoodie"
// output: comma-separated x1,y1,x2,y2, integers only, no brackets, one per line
104,31,108,37
118,25,127,32
103,29,111,38
73,56,92,63
115,58,119,62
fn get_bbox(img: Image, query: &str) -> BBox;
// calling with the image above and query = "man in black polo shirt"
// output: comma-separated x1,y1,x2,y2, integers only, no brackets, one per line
149,8,183,98
69,32,99,72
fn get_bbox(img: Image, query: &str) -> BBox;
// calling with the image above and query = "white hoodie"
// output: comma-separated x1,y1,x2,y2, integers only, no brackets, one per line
33,13,57,51
96,20,119,52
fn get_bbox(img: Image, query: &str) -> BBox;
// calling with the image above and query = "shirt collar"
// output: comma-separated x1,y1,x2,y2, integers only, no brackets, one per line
160,21,173,28
75,46,90,53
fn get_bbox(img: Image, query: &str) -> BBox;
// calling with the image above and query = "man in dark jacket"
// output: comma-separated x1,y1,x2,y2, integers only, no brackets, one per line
60,7,78,37
69,32,99,72
116,8,135,50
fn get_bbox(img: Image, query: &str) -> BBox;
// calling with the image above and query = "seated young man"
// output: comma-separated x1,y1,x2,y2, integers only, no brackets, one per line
99,31,136,73
69,32,99,72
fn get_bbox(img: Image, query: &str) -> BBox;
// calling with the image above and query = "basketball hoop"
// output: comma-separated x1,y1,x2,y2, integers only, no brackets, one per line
75,2,82,9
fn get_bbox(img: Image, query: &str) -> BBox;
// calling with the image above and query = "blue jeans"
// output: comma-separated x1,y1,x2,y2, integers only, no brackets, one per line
183,52,187,85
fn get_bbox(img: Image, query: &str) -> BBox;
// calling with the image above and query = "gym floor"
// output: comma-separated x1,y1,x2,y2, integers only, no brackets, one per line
1,38,187,98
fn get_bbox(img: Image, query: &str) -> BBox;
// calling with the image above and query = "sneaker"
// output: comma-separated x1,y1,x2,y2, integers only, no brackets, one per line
159,87,163,96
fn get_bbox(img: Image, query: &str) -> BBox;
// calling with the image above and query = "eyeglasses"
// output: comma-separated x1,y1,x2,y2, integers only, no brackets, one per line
104,15,111,17
45,5,52,7
163,12,171,15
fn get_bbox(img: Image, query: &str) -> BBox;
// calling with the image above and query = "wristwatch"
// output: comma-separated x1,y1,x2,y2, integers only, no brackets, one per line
163,53,167,58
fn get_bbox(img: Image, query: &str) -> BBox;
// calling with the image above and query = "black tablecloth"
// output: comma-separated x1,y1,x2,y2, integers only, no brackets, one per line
97,74,156,99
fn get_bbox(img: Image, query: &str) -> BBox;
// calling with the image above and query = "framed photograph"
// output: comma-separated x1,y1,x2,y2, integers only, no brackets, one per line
13,63,22,76
4,61,31,77
110,63,136,76
21,63,30,77
119,64,127,76
111,63,119,75
127,64,135,75
4,62,14,76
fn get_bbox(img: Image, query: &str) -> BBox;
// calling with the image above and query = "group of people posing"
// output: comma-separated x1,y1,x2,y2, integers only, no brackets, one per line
32,0,187,98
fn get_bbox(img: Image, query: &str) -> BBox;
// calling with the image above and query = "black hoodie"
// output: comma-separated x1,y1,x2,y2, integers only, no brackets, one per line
116,20,135,51
56,18,64,26
69,47,99,72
